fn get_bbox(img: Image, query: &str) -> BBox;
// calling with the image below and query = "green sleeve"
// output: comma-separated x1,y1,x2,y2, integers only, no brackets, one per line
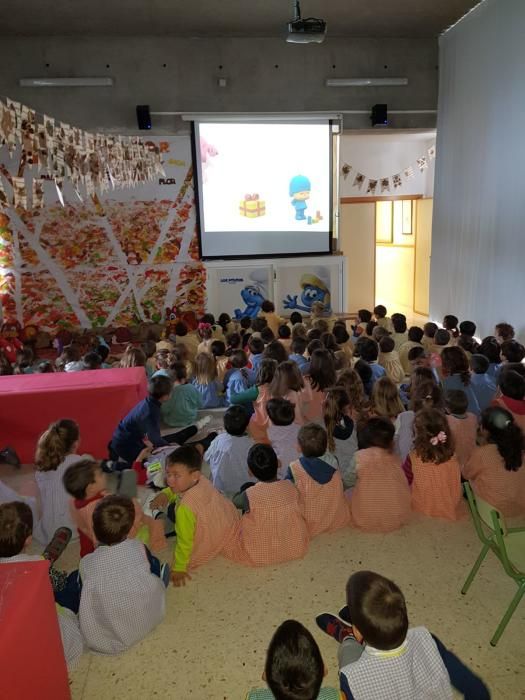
161,487,178,505
230,385,259,404
173,502,196,572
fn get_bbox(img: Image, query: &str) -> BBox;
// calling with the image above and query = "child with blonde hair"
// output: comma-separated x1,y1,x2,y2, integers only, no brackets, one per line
324,387,358,488
351,418,411,532
371,376,404,422
406,408,466,520
378,336,405,384
119,344,147,369
151,349,173,378
192,352,226,408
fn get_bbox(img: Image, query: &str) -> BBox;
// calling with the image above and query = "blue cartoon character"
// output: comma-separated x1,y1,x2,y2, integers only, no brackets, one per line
289,175,311,221
283,272,331,313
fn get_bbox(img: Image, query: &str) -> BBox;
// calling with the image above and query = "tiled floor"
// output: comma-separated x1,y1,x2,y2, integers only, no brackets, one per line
2,447,524,699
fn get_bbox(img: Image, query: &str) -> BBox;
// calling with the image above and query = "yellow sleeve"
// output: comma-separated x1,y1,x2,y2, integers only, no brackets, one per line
161,487,179,505
173,502,196,572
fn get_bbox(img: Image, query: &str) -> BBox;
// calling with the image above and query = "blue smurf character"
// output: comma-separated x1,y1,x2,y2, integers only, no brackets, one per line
283,273,331,313
233,284,265,320
289,175,311,221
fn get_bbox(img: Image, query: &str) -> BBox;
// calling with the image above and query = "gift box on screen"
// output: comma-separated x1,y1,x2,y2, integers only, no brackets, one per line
239,193,266,218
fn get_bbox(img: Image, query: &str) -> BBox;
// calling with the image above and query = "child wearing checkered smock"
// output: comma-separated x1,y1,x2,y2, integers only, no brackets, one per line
149,445,239,586
316,570,489,700
79,496,167,654
225,444,309,567
444,390,478,470
286,424,349,538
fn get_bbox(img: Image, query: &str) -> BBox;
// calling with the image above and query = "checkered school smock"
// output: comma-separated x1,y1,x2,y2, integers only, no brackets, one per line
289,460,349,537
464,443,525,517
302,382,326,424
340,627,452,700
33,453,81,544
179,477,239,570
249,384,272,442
446,413,478,470
350,447,411,533
223,480,309,566
410,453,467,521
79,538,166,654
247,688,343,699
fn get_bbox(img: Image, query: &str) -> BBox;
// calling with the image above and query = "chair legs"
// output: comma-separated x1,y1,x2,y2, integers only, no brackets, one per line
490,582,525,647
461,542,490,595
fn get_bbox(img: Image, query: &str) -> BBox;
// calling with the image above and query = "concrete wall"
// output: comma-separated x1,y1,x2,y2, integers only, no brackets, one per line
0,36,438,133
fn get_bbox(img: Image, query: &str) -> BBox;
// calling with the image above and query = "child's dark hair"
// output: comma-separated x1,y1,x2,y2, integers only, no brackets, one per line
358,309,372,323
495,322,515,342
458,334,480,354
148,374,173,400
290,311,303,325
36,418,80,472
307,339,323,357
443,315,459,338
63,458,100,499
358,338,379,363
251,317,268,333
407,326,424,343
261,327,276,344
379,336,395,353
248,336,264,355
247,443,278,481
218,312,231,330
308,349,336,391
0,501,33,557
14,347,34,374
423,322,438,339
291,336,307,355
270,360,304,396
307,328,322,342
201,313,216,326
408,346,426,363
501,340,525,364
93,495,135,545
226,332,242,353
459,320,476,337
261,300,275,313
323,387,350,452
357,417,395,450
174,321,188,337
346,571,408,650
332,324,350,345
498,369,525,400
320,332,339,353
256,358,278,386
224,405,250,436
83,351,102,370
434,329,450,347
166,444,202,472
211,339,226,357
413,408,454,464
298,423,328,458
445,389,468,416
373,304,387,319
479,336,501,364
230,349,248,369
441,346,471,386
37,360,55,373
265,620,324,700
97,344,111,362
62,344,81,363
278,324,291,340
481,407,524,472
409,379,444,412
267,398,295,427
391,313,407,334
365,320,378,336
354,359,373,392
470,354,489,374
264,340,288,364
170,361,187,382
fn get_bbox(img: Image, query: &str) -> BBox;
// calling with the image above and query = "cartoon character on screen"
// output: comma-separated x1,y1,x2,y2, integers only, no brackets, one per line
283,272,331,313
289,175,311,221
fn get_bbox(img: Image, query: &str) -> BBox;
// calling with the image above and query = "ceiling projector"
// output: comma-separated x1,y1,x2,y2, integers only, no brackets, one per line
286,1,327,44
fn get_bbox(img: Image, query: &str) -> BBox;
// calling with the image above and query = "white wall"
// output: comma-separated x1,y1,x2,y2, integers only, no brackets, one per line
430,0,525,341
340,131,436,198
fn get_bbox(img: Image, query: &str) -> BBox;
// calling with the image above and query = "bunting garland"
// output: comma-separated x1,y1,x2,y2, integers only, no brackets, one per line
343,144,436,194
0,96,165,212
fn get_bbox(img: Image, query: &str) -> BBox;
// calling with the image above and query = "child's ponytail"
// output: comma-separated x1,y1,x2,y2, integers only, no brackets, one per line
323,387,350,452
413,408,454,464
481,407,524,471
35,419,80,472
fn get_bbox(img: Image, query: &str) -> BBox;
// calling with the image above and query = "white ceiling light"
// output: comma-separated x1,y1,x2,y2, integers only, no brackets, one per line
19,77,114,87
325,78,408,87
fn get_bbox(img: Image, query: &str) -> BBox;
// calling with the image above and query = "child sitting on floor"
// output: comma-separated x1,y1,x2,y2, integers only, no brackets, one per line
351,418,411,532
205,406,254,494
246,619,343,700
211,339,229,383
225,444,309,567
226,350,254,403
149,445,239,585
316,570,489,700
286,424,349,537
197,322,214,355
324,387,358,489
79,495,168,655
248,335,265,374
405,408,466,520
270,360,312,425
469,354,497,411
277,324,292,352
151,349,173,378
161,361,203,427
191,352,226,408
378,336,405,384
266,398,301,478
445,389,478,470
373,304,393,333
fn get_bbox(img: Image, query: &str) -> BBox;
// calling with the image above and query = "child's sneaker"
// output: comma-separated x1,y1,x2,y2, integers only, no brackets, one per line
160,563,171,588
195,415,211,431
43,526,72,564
316,612,355,643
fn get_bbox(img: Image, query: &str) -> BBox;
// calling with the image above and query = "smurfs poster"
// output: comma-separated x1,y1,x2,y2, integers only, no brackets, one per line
216,268,270,320
282,266,332,313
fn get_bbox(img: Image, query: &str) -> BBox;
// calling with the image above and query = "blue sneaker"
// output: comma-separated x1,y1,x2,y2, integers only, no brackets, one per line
315,612,354,643
160,563,171,588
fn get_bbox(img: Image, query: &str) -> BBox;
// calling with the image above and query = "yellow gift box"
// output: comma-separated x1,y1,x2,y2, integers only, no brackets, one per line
239,194,266,218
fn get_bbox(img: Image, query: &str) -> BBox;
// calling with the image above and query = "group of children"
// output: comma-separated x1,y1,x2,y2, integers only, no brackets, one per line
1,302,523,697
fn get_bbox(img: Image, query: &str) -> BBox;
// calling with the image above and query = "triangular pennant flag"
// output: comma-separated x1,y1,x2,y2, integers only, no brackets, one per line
428,144,436,160
353,172,365,190
403,166,414,180
380,177,390,193
342,163,352,180
417,157,428,172
366,179,378,195
393,173,402,189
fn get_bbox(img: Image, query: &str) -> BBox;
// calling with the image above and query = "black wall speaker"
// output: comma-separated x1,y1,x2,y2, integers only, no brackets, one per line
136,104,152,130
371,104,388,127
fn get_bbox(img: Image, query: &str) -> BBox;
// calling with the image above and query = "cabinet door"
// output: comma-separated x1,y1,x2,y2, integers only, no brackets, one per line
414,199,433,316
